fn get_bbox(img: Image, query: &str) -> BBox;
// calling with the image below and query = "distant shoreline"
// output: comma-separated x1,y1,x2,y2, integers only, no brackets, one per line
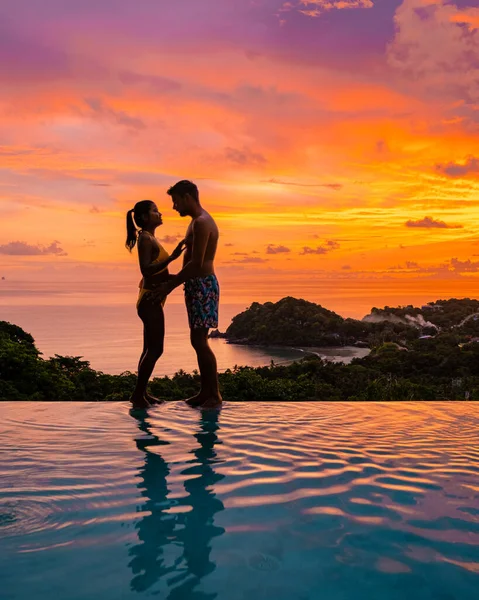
294,345,371,364
219,339,371,365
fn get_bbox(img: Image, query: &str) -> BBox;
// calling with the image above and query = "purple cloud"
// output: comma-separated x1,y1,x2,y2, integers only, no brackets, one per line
224,146,267,166
265,178,342,190
450,258,479,273
233,256,268,263
266,244,291,254
280,0,374,20
300,239,340,255
0,240,67,256
84,98,146,130
159,234,182,244
436,156,479,178
118,70,181,93
405,216,463,229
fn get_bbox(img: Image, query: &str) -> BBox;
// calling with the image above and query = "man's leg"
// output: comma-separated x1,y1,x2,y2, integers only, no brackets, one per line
187,328,222,406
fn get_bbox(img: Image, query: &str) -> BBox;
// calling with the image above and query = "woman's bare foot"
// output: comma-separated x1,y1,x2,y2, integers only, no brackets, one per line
146,392,163,405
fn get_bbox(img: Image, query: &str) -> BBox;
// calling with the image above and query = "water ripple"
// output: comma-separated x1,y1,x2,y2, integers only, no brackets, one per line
0,401,478,600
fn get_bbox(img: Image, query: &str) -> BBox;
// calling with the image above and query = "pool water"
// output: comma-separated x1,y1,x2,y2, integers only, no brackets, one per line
1,402,478,600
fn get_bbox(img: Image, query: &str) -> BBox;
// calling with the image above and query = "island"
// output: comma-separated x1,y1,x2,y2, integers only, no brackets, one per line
3,297,479,401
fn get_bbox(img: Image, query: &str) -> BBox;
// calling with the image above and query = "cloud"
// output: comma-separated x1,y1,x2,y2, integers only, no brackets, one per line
301,246,327,255
233,256,268,263
118,70,181,94
300,239,340,255
84,98,146,130
265,178,342,190
385,257,479,277
387,0,479,108
224,146,267,166
436,155,479,178
0,240,67,256
376,139,389,154
280,0,374,19
225,243,234,247
325,240,340,250
159,234,182,243
342,265,351,269
266,244,291,254
90,206,102,214
405,216,463,229
450,257,479,273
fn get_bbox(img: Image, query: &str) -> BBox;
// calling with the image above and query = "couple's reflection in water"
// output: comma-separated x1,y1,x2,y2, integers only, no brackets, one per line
129,408,225,598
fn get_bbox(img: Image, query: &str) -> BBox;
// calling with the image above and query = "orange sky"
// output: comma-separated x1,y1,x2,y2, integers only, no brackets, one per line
1,0,479,311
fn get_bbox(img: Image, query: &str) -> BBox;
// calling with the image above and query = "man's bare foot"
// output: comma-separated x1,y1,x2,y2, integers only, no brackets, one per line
146,392,163,405
184,393,207,408
199,396,223,410
130,396,151,410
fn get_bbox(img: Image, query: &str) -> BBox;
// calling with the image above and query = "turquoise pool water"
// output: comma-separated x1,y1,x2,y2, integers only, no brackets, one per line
1,402,478,599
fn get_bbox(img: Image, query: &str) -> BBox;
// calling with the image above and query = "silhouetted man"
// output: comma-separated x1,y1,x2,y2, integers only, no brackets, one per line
159,180,222,408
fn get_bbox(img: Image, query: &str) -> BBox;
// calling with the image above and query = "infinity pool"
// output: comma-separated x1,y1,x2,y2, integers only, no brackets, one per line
1,402,478,600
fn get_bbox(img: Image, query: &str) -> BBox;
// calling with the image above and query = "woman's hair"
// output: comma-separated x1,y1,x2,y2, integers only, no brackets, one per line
125,200,155,252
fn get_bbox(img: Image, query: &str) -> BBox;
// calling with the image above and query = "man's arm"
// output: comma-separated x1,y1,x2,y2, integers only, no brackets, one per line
167,219,209,291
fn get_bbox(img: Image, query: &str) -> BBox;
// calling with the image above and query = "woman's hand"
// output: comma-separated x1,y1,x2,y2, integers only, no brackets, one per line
170,239,186,261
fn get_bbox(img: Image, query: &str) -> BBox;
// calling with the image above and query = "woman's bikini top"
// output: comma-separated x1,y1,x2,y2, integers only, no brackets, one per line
138,231,170,290
139,231,170,269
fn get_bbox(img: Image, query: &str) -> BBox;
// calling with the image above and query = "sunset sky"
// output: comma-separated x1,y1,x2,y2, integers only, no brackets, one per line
1,0,479,309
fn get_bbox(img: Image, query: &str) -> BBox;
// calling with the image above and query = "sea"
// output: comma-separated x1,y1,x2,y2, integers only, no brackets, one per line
0,281,369,376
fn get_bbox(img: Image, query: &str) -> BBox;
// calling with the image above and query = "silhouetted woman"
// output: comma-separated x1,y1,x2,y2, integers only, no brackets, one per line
126,200,185,409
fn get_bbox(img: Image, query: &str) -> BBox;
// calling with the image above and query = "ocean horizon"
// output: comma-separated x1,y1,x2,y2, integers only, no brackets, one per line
0,280,380,376
0,279,458,377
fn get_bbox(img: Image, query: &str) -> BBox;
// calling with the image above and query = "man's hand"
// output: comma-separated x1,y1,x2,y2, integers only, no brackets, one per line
151,281,172,304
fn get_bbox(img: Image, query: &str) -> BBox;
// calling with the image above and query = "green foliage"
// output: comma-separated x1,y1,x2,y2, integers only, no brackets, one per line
3,299,479,402
225,297,357,346
225,297,479,349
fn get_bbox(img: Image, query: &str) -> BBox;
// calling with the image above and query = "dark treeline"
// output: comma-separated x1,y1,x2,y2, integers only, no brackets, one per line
2,311,479,400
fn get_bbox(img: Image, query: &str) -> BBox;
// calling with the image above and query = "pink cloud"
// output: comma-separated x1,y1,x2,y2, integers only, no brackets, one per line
405,216,463,229
387,0,479,112
300,240,340,255
159,234,182,244
436,155,479,178
266,244,291,254
0,240,67,256
281,0,374,19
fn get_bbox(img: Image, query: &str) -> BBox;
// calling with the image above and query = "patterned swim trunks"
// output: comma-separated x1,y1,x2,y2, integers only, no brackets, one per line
184,274,220,329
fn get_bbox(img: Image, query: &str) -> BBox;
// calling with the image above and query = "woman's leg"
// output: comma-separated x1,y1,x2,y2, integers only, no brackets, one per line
130,301,165,408
138,325,161,404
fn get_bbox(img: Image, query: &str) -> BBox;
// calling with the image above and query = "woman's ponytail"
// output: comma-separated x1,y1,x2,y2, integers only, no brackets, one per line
125,209,138,252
